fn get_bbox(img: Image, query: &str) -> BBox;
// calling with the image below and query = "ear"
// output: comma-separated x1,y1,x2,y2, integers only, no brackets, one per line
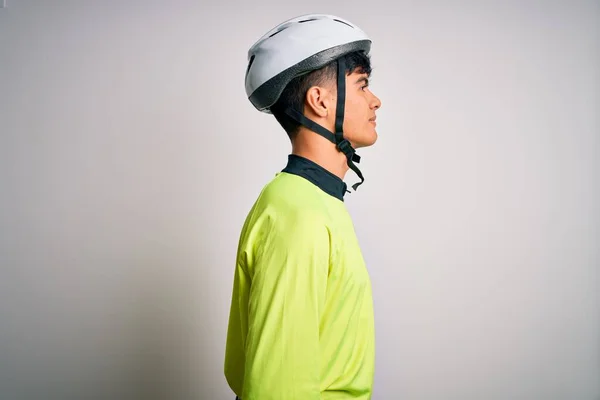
304,85,333,118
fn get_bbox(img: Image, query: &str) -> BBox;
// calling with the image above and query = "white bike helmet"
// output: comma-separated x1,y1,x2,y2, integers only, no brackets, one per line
244,14,373,191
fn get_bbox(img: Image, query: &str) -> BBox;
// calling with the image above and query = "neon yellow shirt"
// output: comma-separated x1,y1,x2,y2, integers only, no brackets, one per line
224,155,375,400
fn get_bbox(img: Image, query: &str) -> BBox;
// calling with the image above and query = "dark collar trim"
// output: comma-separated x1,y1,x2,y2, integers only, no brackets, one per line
282,154,347,201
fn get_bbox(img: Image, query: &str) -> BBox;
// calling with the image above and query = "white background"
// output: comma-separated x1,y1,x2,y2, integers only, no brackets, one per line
1,1,598,399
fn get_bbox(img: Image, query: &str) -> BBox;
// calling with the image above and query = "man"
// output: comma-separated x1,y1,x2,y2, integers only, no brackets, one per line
224,14,382,400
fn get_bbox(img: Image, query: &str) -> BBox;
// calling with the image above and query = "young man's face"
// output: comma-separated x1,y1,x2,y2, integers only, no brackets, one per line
339,71,382,149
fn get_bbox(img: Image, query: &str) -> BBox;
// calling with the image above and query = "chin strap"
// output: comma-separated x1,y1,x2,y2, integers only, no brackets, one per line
283,58,365,191
334,58,364,191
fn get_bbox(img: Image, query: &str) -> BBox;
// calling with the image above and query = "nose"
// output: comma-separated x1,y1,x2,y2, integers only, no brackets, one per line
371,92,382,110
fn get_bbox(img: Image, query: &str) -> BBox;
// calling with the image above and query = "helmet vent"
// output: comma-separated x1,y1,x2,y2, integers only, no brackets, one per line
246,54,255,75
333,19,353,28
298,18,317,23
269,29,283,38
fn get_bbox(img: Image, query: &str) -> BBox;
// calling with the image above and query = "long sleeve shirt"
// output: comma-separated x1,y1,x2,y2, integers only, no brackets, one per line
224,154,375,400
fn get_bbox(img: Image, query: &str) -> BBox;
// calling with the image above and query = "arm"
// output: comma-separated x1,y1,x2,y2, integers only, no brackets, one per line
242,214,330,400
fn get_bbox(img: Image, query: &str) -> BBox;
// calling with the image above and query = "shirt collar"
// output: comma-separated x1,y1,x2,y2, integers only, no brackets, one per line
282,154,347,201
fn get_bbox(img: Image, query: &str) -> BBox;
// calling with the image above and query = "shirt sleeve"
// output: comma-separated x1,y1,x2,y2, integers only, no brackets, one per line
241,213,330,400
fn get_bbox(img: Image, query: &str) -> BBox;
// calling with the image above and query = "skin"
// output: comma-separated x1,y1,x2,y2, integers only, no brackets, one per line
291,70,382,180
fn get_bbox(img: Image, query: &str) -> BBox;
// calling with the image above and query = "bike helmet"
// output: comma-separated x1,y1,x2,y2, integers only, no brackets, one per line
245,14,373,190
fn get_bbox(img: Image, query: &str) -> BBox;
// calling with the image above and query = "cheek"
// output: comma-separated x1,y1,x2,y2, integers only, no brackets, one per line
343,95,370,132
346,98,367,121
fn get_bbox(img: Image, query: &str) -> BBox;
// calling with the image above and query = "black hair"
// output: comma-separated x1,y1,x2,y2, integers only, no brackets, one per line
270,51,372,138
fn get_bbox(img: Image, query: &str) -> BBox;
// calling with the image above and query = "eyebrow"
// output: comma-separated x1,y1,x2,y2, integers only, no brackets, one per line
355,76,369,85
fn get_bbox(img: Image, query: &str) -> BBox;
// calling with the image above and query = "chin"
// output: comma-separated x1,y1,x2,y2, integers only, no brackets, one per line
354,132,378,149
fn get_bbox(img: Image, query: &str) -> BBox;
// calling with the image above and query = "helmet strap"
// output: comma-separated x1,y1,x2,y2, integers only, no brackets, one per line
282,58,366,192
334,58,364,191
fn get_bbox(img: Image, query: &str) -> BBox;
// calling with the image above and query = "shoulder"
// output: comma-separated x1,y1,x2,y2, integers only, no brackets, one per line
260,172,330,214
237,174,332,269
241,173,331,242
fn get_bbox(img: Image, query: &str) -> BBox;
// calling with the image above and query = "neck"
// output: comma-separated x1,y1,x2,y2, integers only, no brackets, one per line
291,128,349,180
